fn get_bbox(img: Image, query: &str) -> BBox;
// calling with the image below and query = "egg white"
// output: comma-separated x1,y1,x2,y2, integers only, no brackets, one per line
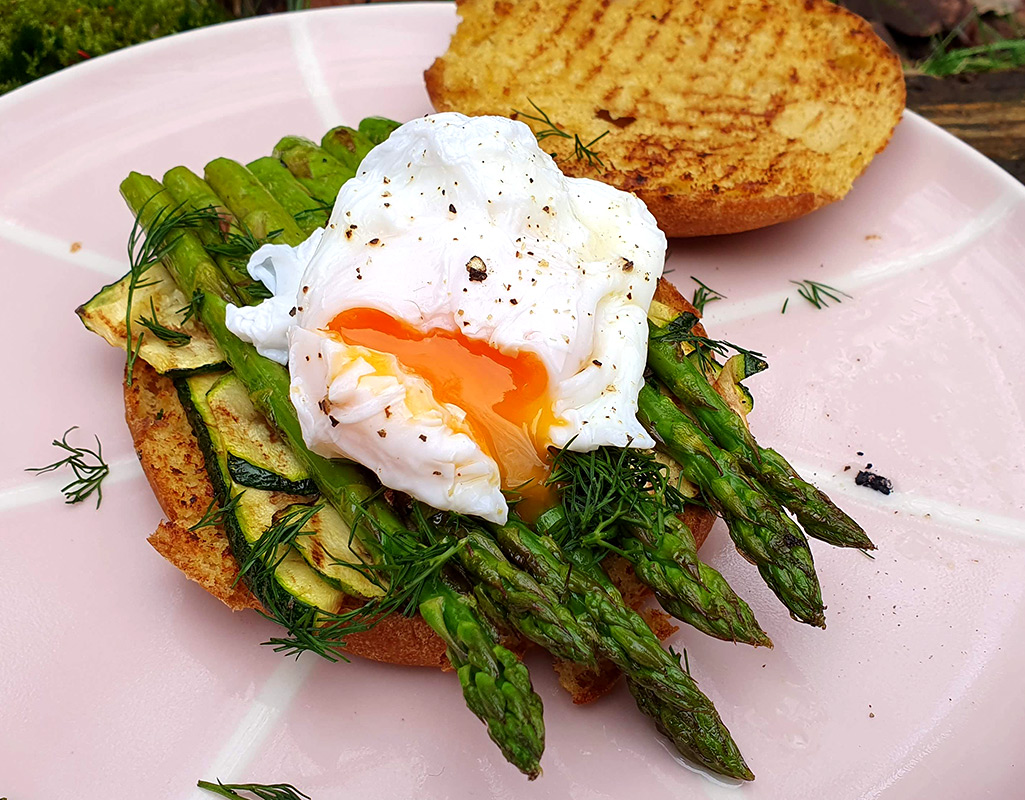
227,112,666,523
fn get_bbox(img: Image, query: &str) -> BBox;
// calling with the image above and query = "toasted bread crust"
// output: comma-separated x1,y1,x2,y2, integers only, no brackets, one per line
426,0,905,237
125,280,718,696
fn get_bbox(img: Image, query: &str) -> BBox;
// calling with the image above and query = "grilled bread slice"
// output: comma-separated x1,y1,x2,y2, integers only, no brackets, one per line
425,0,905,236
125,278,715,697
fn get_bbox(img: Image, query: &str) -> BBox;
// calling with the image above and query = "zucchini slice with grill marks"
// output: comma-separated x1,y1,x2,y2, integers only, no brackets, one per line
178,371,381,602
206,374,311,485
176,371,345,615
77,264,225,375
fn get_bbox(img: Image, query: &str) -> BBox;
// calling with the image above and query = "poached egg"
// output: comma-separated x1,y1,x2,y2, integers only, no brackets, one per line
226,112,665,524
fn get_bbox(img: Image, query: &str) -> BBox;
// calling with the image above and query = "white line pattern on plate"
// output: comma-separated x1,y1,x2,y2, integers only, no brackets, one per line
0,216,126,277
0,455,144,513
289,13,342,130
790,461,1025,542
703,189,1023,327
189,656,317,796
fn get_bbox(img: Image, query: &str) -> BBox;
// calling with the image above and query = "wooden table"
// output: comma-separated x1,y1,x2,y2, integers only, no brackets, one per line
907,70,1025,183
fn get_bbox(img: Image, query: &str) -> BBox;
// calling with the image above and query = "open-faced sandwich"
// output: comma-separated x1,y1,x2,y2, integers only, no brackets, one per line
77,110,882,782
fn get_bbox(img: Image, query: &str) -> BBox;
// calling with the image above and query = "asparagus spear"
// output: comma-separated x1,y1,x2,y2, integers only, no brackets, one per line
637,382,826,628
647,320,873,550
177,160,761,770
492,518,754,781
272,135,355,204
446,521,596,665
619,527,771,647
204,158,307,247
246,156,329,235
321,125,376,172
161,166,275,307
358,116,402,145
419,585,546,778
546,447,770,647
120,172,546,778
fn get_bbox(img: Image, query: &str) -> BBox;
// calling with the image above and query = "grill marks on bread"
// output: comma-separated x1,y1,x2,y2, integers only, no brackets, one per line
426,0,905,235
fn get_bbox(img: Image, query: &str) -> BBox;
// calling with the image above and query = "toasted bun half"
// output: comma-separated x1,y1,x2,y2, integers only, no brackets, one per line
425,0,906,237
126,278,716,697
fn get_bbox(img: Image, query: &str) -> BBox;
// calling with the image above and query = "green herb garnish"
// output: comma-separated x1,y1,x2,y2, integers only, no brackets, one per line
293,203,335,222
197,780,310,800
189,491,245,532
547,444,689,551
233,503,322,585
177,287,205,326
513,99,610,167
125,200,220,383
790,279,851,310
690,276,725,314
653,312,767,375
136,296,191,347
257,501,462,662
26,427,110,507
205,222,283,259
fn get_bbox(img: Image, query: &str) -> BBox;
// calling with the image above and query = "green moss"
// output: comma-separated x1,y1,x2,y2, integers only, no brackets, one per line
0,0,230,95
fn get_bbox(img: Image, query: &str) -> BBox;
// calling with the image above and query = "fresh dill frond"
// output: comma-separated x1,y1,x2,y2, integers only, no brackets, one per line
197,780,310,800
293,202,334,222
790,279,851,310
512,99,571,141
512,99,610,167
205,222,283,259
136,297,191,347
177,288,205,326
256,500,463,662
233,503,323,586
690,276,725,314
780,297,789,315
547,445,688,551
26,427,110,507
125,198,221,384
246,281,275,301
572,130,610,167
189,491,245,532
653,312,767,375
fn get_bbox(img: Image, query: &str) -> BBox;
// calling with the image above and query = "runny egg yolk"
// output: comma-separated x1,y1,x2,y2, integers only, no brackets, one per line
327,308,558,519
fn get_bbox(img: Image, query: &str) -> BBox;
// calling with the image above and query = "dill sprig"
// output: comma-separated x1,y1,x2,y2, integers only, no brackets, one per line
246,282,274,301
136,297,191,347
189,491,245,532
177,288,204,326
197,780,310,800
26,427,110,508
256,501,463,662
125,200,221,384
546,445,688,552
790,279,851,310
293,202,334,222
234,503,322,586
653,312,767,376
512,99,611,167
690,276,725,314
205,222,283,259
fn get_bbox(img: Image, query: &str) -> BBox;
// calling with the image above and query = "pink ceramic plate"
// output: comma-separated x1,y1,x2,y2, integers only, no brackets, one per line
2,4,1024,797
